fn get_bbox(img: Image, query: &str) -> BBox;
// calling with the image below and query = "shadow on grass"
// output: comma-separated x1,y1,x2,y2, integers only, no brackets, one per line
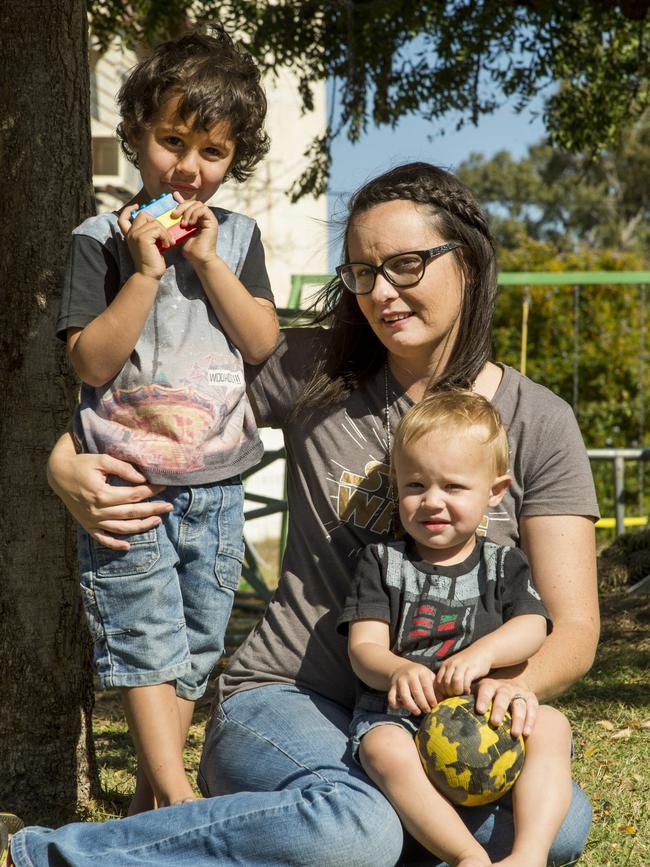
561,591,650,709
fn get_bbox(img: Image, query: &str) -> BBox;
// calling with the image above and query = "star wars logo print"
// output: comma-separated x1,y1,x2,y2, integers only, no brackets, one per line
336,460,393,535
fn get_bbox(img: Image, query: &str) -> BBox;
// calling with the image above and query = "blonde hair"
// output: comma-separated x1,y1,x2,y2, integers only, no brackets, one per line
393,390,509,475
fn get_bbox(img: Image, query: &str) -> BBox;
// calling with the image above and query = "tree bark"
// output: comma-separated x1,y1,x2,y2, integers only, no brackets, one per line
0,0,99,823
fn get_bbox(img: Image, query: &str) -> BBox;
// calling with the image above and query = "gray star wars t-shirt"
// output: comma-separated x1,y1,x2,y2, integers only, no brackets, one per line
216,327,599,711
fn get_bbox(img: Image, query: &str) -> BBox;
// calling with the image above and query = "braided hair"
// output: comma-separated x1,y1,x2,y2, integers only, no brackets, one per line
297,162,498,411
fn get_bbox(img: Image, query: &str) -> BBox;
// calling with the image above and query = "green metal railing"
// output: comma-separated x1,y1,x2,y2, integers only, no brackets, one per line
240,270,650,598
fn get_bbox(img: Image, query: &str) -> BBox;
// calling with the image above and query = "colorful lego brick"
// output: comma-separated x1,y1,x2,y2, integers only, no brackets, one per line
130,193,197,249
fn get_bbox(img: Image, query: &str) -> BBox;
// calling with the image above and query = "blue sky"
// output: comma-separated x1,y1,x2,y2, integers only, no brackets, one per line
327,99,546,264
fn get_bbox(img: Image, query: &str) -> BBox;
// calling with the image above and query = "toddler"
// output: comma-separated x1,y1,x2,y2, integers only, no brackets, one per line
338,391,574,866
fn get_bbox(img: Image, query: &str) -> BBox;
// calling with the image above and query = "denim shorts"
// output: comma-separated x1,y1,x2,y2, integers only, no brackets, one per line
349,707,421,763
78,478,244,701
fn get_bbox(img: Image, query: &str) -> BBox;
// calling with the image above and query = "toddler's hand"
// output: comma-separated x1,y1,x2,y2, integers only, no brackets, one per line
435,647,492,697
387,662,438,715
173,198,219,266
118,204,170,280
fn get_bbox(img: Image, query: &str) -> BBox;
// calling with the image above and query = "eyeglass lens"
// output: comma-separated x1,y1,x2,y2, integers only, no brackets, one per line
342,252,425,293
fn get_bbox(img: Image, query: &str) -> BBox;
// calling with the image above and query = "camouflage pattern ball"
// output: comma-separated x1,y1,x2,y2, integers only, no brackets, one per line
415,695,525,806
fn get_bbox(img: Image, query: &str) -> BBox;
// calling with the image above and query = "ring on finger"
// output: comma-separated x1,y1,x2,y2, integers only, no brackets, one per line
511,694,527,704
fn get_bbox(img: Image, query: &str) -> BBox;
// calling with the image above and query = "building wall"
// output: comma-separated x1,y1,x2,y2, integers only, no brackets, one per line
89,45,141,210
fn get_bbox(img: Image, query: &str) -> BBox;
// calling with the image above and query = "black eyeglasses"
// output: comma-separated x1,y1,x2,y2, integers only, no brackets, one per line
335,242,461,295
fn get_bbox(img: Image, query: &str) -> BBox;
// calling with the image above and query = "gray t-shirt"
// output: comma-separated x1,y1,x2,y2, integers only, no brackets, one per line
57,208,273,485
217,327,599,711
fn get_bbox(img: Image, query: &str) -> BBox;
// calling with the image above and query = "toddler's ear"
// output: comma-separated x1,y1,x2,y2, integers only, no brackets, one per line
488,473,511,507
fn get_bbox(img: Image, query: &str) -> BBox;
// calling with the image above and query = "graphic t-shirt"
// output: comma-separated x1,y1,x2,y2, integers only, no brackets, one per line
57,208,273,485
215,327,599,711
337,538,551,713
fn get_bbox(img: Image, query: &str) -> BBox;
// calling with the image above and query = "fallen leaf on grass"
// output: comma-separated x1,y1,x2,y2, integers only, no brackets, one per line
612,727,633,739
641,720,650,729
596,719,615,730
583,745,598,758
618,825,637,835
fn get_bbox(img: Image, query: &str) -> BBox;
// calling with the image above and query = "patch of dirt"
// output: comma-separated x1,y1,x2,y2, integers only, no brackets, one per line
599,590,650,649
598,530,650,590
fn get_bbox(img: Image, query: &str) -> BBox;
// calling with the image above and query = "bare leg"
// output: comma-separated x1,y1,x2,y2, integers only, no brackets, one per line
493,706,573,867
121,683,196,811
177,693,195,747
128,765,157,815
360,726,491,867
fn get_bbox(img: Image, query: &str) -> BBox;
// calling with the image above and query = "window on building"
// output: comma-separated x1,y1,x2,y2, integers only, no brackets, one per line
92,137,120,176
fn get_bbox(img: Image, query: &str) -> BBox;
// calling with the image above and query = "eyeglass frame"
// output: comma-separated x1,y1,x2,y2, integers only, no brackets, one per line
335,242,462,295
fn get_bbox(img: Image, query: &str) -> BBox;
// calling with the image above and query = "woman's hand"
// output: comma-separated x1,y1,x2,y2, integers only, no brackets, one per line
47,434,172,551
473,676,538,738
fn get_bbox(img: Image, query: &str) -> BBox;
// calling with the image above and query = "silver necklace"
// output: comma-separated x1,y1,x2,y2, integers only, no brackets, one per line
383,359,392,457
384,360,400,534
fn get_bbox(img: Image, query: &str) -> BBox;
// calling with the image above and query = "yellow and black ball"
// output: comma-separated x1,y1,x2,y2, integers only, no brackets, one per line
415,695,525,806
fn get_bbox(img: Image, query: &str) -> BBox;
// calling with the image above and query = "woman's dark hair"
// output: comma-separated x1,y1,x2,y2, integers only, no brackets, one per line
117,29,269,182
299,162,497,409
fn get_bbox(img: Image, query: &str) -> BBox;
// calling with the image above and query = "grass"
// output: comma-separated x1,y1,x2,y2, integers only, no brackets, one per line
87,588,650,865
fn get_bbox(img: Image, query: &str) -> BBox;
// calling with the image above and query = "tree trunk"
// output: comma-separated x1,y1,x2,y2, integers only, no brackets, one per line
0,0,99,823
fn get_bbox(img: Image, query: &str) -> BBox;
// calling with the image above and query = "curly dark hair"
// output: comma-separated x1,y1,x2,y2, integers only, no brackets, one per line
298,162,498,410
116,29,269,183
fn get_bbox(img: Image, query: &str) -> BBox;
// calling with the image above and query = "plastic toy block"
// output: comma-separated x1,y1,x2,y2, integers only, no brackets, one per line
130,193,197,250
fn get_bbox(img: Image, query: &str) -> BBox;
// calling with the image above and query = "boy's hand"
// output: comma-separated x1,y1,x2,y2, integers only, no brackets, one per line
172,198,220,267
387,662,438,715
118,205,171,280
435,647,492,697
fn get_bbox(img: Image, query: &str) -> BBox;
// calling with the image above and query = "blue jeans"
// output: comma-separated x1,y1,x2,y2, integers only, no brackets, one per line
11,685,591,866
78,479,243,700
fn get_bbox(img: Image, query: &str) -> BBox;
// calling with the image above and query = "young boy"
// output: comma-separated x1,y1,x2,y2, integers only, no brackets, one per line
56,30,279,813
338,391,573,867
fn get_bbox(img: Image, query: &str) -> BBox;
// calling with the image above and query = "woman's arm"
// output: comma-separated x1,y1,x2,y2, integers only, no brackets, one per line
435,614,547,697
518,514,599,694
47,432,172,550
475,514,599,735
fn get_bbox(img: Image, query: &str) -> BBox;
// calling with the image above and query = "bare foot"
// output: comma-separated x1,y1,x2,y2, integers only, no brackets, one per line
127,768,158,815
1,833,12,867
127,786,157,815
1,814,23,867
493,854,545,867
127,793,157,815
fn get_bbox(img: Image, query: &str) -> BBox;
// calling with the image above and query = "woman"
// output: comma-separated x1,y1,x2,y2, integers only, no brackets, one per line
10,163,599,866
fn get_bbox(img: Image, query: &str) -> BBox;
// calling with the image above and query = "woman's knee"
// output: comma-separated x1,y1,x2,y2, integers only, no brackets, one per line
547,781,592,866
317,782,403,867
